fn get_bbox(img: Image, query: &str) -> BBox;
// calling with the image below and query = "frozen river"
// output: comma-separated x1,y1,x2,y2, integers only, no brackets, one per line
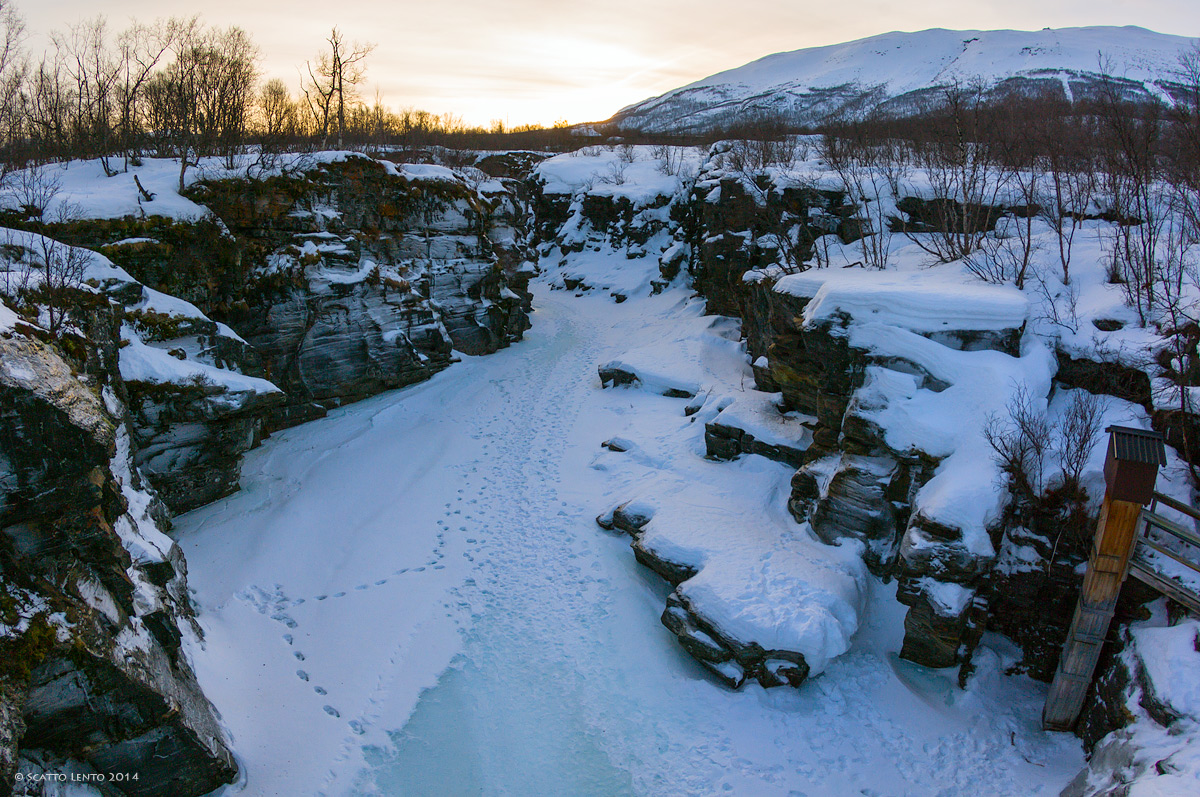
176,281,1083,796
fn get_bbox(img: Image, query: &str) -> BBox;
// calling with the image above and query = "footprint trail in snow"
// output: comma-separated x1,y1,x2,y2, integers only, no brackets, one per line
176,284,1084,797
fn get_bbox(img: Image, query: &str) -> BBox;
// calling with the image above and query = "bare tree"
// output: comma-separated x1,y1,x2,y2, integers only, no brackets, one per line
143,27,203,189
723,127,797,172
1037,105,1096,285
900,82,1008,264
821,123,904,270
964,103,1043,289
54,19,113,166
1152,183,1200,483
203,26,259,167
8,160,61,218
257,77,297,152
1093,57,1174,326
987,382,1106,565
0,0,26,175
595,158,627,186
1054,389,1105,491
651,143,686,176
144,22,258,189
0,233,31,298
115,17,180,169
303,27,373,148
27,191,88,337
976,98,1045,288
985,382,1053,500
23,53,71,160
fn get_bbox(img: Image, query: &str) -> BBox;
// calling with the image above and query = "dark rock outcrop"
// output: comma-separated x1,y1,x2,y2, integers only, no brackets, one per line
188,157,533,429
703,403,813,468
802,453,904,572
49,157,533,437
1,310,236,796
124,373,283,513
597,363,640,389
661,593,810,689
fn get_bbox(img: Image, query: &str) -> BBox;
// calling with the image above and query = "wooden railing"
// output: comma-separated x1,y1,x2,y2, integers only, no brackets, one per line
1129,492,1200,612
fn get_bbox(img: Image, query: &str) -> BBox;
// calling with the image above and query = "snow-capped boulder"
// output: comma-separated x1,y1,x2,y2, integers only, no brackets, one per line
660,592,810,689
598,359,699,398
604,489,866,690
704,390,815,468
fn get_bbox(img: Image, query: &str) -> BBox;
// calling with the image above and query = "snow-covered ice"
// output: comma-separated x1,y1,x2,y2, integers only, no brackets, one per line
176,277,1085,796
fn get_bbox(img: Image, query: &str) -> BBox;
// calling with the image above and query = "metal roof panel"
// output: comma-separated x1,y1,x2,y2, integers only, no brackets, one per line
1106,425,1167,465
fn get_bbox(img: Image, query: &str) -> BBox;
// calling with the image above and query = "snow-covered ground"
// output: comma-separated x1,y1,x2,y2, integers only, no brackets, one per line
177,269,1085,795
0,151,450,223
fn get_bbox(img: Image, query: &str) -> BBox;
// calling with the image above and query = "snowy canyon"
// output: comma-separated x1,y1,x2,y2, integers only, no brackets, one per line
0,133,1198,797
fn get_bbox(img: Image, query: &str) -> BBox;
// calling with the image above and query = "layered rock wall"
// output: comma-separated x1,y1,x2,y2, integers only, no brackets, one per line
0,152,540,794
153,157,533,430
20,157,534,513
533,147,1193,703
1,303,236,795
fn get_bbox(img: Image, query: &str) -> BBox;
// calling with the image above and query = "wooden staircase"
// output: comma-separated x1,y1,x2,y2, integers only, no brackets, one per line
1128,491,1200,615
1042,426,1190,732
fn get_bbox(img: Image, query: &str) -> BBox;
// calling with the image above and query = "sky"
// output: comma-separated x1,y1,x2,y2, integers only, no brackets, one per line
17,0,1200,127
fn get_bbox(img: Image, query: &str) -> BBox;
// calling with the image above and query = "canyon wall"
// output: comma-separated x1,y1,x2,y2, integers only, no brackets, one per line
532,146,1198,788
1,153,537,793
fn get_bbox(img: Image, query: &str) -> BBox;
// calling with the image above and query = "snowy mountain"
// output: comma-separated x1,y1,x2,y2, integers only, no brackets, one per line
609,26,1199,133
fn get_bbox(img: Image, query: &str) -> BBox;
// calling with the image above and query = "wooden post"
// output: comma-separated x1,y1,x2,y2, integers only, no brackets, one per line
1042,426,1166,731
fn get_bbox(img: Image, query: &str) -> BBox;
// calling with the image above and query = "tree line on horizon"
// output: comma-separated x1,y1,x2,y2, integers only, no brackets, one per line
0,0,581,188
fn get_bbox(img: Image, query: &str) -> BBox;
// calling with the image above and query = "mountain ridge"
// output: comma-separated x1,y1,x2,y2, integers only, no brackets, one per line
608,25,1199,133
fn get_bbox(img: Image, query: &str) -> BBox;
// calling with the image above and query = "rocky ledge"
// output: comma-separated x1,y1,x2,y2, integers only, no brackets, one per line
0,151,543,795
1,302,235,795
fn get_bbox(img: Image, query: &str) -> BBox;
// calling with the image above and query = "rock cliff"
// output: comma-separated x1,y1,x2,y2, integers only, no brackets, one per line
1,298,236,795
89,156,534,435
0,152,538,794
535,145,1197,748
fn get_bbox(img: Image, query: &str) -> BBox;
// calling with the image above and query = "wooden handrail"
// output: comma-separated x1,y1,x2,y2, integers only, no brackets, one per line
1152,491,1200,521
1142,510,1200,549
1129,559,1200,613
1137,536,1200,576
